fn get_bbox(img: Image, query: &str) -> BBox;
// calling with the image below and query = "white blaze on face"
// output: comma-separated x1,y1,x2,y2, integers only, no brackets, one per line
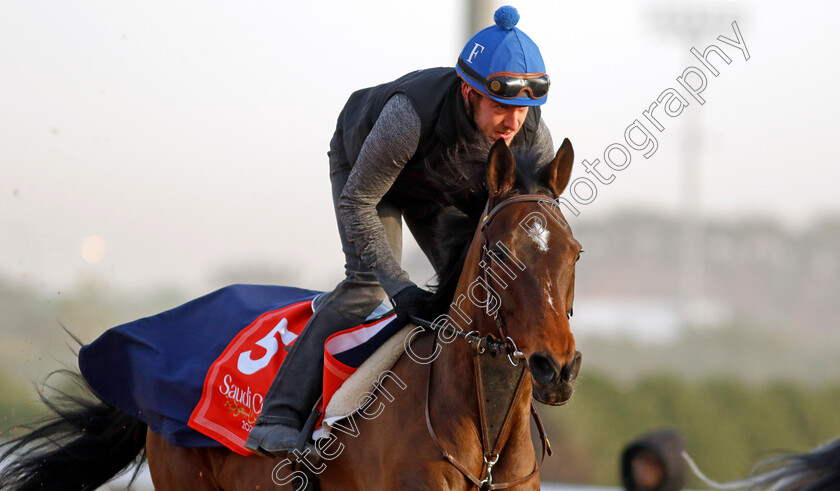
528,223,550,252
544,279,558,314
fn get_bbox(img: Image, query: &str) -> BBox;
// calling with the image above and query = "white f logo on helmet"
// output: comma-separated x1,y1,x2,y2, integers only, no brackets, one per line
467,43,485,63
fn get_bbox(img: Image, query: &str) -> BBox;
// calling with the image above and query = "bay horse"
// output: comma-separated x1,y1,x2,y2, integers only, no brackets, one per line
0,138,582,490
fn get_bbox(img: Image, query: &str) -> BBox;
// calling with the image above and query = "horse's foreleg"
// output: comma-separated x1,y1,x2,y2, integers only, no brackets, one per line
146,430,221,490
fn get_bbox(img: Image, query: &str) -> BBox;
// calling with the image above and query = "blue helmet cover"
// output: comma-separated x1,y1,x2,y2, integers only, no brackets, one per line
456,6,548,107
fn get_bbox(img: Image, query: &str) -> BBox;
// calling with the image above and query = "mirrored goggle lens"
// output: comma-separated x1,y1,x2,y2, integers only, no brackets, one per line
487,75,550,99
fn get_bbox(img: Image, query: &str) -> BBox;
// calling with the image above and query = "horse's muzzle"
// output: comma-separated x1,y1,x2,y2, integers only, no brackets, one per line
530,350,582,406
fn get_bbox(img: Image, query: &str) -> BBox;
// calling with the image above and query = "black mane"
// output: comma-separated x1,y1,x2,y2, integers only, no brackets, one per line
424,141,552,313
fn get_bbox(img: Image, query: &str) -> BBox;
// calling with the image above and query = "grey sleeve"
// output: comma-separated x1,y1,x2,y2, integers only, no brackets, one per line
533,117,555,169
338,94,421,298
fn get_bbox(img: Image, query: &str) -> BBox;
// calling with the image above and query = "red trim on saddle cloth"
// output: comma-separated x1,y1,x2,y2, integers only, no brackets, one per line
319,314,398,425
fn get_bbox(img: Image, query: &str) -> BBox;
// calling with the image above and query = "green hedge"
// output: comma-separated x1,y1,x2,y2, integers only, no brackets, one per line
539,371,840,485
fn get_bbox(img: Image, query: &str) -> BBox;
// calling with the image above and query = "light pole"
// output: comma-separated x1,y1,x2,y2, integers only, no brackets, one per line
466,0,497,43
646,2,742,328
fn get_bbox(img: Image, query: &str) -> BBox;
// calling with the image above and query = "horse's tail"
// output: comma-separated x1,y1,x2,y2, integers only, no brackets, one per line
0,369,148,491
683,437,840,490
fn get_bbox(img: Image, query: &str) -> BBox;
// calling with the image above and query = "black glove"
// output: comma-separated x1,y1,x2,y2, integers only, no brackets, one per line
390,285,437,323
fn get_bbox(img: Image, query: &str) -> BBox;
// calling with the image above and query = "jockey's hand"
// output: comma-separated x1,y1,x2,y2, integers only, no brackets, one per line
391,285,437,323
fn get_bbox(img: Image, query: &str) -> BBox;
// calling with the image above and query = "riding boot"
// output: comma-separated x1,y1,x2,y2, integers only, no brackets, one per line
245,275,385,456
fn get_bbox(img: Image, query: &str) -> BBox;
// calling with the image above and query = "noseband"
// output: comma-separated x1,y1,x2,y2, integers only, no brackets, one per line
415,193,558,490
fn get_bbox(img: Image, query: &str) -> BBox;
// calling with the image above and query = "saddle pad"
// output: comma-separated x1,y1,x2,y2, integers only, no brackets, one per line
314,324,412,441
79,284,321,449
79,283,409,456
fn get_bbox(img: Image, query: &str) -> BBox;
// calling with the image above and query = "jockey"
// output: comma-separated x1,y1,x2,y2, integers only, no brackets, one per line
246,5,554,457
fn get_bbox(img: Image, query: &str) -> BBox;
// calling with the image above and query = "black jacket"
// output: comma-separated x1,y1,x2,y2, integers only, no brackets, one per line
336,67,542,211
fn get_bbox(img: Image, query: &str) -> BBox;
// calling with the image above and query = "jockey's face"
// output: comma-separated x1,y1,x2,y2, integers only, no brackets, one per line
462,82,529,146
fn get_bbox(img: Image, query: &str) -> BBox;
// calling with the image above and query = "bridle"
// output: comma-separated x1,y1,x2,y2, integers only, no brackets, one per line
413,193,561,490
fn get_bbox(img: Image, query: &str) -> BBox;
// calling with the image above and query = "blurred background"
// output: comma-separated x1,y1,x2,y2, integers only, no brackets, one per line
2,0,839,487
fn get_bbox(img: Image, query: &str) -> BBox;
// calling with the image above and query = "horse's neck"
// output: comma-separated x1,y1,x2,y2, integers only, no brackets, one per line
427,317,535,482
427,238,535,471
429,231,487,436
430,338,533,441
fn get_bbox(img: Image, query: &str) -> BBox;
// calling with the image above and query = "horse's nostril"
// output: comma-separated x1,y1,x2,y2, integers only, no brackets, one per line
561,351,583,382
529,353,558,383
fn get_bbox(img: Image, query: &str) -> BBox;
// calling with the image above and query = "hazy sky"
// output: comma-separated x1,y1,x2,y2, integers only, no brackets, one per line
2,0,838,295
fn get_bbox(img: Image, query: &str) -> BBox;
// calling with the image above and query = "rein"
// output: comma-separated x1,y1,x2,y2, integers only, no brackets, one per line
415,193,557,490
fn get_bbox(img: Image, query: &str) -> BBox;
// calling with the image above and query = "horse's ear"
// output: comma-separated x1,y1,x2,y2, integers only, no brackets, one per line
486,138,516,200
541,138,574,196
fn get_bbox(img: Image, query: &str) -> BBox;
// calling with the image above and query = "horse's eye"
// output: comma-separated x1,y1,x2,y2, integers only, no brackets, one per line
575,250,583,262
489,249,505,263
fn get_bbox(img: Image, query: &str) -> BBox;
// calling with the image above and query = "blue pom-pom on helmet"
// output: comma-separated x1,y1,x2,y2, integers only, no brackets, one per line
493,5,520,30
456,5,549,107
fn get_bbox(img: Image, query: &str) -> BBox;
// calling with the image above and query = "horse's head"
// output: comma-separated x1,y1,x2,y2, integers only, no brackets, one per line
472,138,582,406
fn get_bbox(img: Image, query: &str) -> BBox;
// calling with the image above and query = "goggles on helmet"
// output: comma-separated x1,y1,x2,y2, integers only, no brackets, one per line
457,58,550,100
